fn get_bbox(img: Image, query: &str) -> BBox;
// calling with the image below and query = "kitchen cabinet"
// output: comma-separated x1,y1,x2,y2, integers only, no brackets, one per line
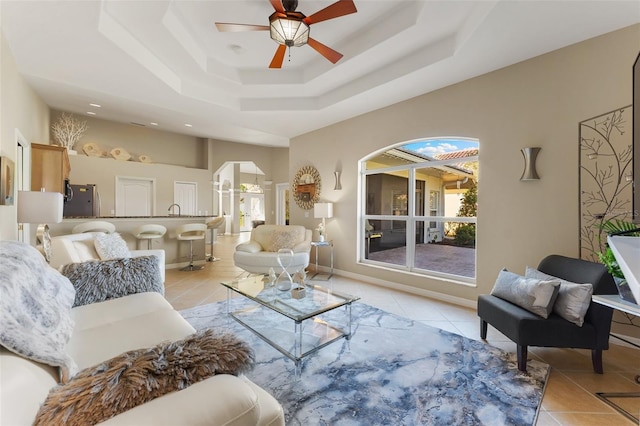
31,143,70,194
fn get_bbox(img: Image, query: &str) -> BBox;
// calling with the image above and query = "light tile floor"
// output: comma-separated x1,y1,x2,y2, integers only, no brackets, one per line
165,233,640,425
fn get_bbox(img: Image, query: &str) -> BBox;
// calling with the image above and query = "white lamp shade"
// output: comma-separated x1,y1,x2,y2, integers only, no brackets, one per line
314,202,333,219
18,191,64,224
269,14,309,47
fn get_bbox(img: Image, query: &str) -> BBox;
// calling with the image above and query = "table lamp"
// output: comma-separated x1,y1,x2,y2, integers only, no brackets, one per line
18,190,64,263
314,202,333,241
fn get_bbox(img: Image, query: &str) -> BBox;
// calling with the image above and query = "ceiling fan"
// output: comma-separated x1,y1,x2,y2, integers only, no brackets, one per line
215,0,357,69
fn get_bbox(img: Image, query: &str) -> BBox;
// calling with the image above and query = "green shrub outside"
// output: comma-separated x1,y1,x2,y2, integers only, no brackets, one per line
454,224,476,247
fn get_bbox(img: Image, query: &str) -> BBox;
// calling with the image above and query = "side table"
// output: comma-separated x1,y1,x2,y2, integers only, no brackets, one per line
311,240,333,280
591,294,640,423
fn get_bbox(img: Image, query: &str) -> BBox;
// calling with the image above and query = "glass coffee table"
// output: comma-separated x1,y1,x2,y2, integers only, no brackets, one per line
220,275,359,375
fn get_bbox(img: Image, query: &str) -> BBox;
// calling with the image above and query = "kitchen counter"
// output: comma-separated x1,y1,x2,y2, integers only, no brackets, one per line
49,216,226,268
63,215,214,219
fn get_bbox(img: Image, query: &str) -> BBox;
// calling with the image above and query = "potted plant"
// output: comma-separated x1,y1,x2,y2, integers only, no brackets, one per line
597,219,638,303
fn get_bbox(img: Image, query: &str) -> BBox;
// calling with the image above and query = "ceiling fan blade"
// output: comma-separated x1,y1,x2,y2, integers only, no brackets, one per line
304,0,357,25
307,37,343,64
269,44,287,68
269,0,285,13
215,23,269,32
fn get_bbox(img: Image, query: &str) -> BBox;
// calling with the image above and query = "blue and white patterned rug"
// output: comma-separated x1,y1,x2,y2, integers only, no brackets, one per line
181,298,549,426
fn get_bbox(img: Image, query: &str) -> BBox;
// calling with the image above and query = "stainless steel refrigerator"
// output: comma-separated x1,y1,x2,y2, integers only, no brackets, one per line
63,184,99,217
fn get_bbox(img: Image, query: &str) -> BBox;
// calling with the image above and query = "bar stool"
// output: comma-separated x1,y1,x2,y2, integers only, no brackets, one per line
176,223,207,271
132,224,167,249
72,221,116,234
206,216,225,262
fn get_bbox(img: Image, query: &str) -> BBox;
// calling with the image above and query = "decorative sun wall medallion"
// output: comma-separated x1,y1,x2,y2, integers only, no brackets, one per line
292,165,321,210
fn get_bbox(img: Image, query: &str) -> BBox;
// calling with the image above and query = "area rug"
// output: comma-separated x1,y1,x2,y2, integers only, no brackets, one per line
181,299,550,426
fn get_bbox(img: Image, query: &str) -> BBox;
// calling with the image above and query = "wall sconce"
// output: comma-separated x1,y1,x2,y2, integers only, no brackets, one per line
334,171,342,190
520,147,541,181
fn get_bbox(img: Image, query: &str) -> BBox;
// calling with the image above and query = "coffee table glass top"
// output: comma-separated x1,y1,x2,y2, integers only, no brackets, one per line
220,274,359,322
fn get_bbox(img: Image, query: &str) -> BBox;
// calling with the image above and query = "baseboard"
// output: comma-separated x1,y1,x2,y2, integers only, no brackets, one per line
609,333,640,348
315,265,477,309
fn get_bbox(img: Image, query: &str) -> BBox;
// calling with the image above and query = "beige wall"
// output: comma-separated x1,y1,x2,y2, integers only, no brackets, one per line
209,139,289,223
59,116,290,221
0,31,50,240
68,155,213,216
289,24,640,303
50,110,209,169
54,113,213,216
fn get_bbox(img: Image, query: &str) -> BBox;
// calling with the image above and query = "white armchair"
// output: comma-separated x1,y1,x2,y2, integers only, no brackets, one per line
49,232,166,283
234,225,311,274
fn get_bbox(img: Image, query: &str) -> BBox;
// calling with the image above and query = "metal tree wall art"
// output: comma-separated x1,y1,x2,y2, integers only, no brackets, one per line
51,112,88,151
579,106,633,261
579,106,638,337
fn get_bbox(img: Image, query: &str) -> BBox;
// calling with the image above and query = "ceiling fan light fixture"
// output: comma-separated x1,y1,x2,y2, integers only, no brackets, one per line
269,12,309,47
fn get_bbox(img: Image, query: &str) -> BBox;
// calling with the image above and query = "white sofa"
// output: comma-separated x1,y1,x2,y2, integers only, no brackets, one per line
234,225,312,274
50,232,165,283
0,242,285,425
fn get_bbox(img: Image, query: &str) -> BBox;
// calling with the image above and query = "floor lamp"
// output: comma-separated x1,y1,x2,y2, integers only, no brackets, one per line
18,190,64,263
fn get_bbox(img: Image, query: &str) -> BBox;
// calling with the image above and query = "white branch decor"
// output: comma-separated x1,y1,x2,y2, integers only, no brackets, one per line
51,113,88,151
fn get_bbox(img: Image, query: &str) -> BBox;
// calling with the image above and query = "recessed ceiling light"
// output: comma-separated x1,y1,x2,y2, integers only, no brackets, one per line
184,123,193,127
87,111,96,115
89,103,101,108
150,122,158,126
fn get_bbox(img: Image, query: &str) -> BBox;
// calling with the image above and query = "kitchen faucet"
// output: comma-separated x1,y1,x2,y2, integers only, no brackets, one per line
168,204,181,216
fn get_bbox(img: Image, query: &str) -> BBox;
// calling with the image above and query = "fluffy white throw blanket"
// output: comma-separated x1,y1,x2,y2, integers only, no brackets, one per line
0,241,77,382
35,329,254,426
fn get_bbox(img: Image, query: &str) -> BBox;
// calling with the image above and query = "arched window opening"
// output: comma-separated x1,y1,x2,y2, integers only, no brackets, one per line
360,138,478,282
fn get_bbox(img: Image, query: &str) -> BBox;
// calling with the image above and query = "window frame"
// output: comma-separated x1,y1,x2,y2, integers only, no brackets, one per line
359,149,477,284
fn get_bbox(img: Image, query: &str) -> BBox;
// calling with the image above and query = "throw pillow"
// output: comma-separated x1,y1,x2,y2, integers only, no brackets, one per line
0,241,78,383
71,240,99,261
60,256,163,307
490,269,560,318
34,329,254,426
235,241,263,253
525,266,593,326
94,232,131,260
268,229,303,252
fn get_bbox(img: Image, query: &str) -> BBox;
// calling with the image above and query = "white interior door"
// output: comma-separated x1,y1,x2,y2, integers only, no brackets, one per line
16,130,30,242
116,177,155,216
275,183,289,225
174,181,197,215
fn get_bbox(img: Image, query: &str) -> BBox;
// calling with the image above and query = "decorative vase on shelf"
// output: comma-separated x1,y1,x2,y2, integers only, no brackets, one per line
319,234,325,242
275,248,293,291
614,277,637,304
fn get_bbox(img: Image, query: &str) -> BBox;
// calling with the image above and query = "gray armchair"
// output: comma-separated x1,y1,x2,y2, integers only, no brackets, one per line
477,255,618,373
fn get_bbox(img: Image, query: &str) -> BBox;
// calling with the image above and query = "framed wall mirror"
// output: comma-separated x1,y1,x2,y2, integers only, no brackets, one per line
292,165,321,210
